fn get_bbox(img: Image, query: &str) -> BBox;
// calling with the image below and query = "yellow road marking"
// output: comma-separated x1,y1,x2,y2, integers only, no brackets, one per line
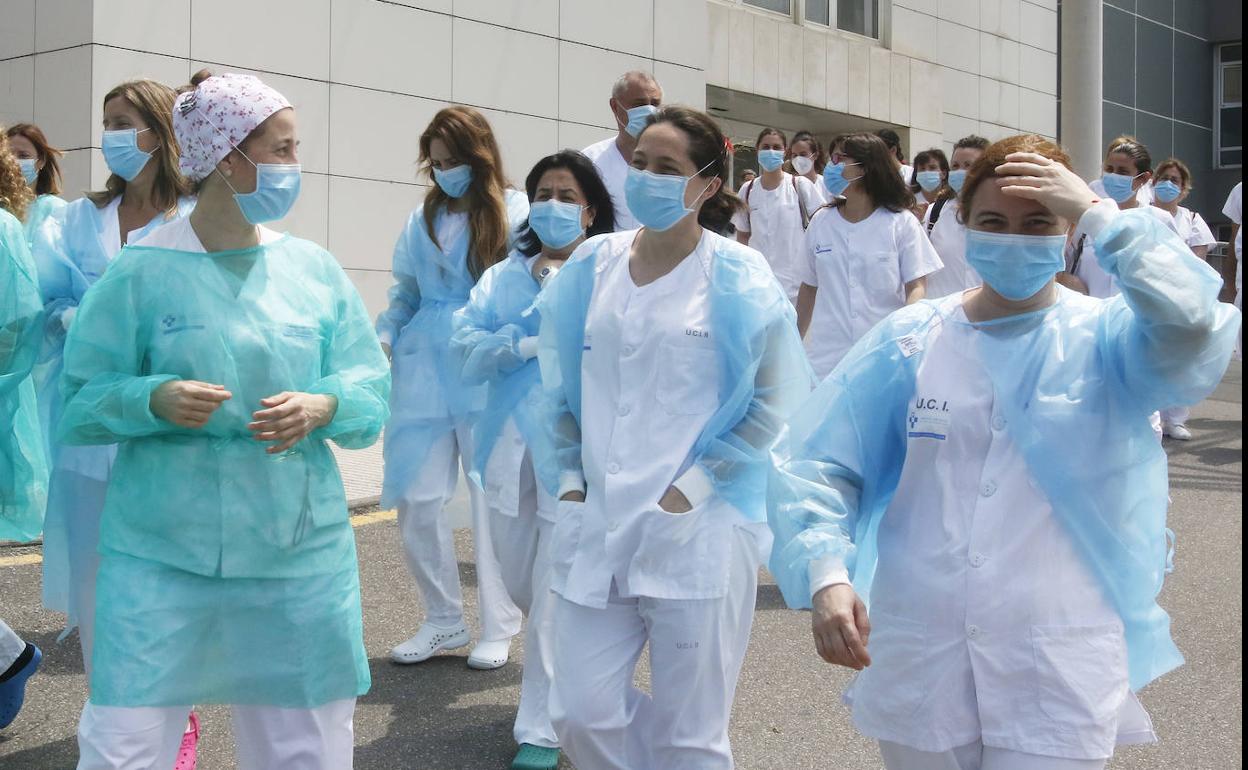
0,509,398,568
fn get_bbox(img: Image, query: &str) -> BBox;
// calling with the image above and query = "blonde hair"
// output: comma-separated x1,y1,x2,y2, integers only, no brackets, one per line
0,129,34,221
86,79,191,214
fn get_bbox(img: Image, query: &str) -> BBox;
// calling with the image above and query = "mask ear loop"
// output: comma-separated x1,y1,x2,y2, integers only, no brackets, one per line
685,158,719,210
189,103,260,195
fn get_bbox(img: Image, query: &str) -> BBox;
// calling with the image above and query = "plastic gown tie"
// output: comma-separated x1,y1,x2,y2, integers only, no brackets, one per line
767,209,1241,691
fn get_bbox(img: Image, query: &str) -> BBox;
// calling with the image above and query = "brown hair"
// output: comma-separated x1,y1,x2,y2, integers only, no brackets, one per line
419,106,512,279
756,126,787,148
1154,157,1192,190
641,105,742,234
787,130,827,174
954,134,990,153
1104,135,1152,174
959,133,1072,217
911,147,951,200
5,123,63,196
86,79,191,213
0,129,34,221
832,131,914,212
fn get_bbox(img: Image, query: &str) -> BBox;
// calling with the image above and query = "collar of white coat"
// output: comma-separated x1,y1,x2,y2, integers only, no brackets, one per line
600,226,715,280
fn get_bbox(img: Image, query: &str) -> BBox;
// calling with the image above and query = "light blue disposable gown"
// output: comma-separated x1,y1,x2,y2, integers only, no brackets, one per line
31,195,194,619
23,194,66,247
1,209,47,542
535,230,815,522
450,249,558,495
768,210,1240,692
58,234,391,707
376,189,529,506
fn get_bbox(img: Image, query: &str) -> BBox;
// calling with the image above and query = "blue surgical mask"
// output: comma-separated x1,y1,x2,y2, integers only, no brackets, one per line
528,200,585,250
948,168,968,194
102,128,155,181
19,158,38,186
758,149,785,172
624,160,715,232
1153,180,1182,203
916,170,943,192
226,163,302,225
620,104,659,139
1100,172,1142,203
433,164,473,198
965,230,1066,301
823,161,860,197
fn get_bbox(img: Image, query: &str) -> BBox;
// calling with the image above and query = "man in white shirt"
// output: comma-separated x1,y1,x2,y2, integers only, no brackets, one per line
582,71,663,231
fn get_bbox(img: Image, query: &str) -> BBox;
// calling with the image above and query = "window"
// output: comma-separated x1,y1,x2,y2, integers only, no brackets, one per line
745,0,792,14
805,0,830,26
1217,42,1242,168
837,0,879,38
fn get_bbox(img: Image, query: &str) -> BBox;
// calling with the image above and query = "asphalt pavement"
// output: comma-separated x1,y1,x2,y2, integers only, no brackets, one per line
0,363,1240,770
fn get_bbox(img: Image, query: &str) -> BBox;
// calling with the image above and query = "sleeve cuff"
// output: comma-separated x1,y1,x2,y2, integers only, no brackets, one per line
672,464,716,509
1075,199,1120,245
557,471,586,500
375,327,394,347
518,335,539,360
809,555,851,600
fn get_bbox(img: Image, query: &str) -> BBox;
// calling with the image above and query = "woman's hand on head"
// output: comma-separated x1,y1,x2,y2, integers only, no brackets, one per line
994,152,1098,224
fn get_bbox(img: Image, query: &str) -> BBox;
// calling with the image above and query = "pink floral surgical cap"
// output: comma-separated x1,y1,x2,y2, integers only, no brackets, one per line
173,73,291,182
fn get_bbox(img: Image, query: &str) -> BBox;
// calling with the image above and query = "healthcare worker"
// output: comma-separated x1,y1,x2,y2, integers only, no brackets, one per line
909,147,950,218
769,133,1240,770
537,105,812,770
1151,158,1218,440
787,130,828,203
62,71,389,769
6,123,67,245
732,127,825,303
1064,137,1177,298
738,168,757,188
1090,135,1153,206
796,131,943,379
452,149,616,770
379,106,530,671
582,71,663,230
1,149,46,732
924,135,989,298
877,128,914,183
31,78,195,678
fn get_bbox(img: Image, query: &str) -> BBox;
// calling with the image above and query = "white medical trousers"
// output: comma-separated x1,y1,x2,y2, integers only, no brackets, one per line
549,527,760,770
489,452,558,748
0,618,25,671
879,740,1108,770
395,422,521,642
76,698,355,770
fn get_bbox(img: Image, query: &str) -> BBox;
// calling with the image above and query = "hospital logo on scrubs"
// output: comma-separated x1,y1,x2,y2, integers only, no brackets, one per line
908,397,951,441
685,328,710,339
160,314,205,335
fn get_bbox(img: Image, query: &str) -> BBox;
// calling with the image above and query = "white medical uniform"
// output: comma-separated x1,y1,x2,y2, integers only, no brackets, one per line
75,217,355,770
78,698,355,770
1158,206,1217,428
583,137,638,231
730,172,826,301
548,231,768,770
800,206,943,378
922,199,979,298
0,619,24,672
811,304,1155,765
1068,205,1177,299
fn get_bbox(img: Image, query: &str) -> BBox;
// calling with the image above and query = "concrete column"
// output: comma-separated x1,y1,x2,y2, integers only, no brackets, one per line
1060,0,1104,180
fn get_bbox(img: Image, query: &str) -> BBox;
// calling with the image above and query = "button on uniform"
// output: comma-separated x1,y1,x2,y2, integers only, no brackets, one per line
991,415,1007,431
980,481,997,497
966,625,981,639
969,552,987,568
618,404,631,417
607,462,621,475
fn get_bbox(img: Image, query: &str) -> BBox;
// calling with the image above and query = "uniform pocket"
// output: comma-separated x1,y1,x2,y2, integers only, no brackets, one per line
862,251,902,294
655,340,718,416
633,500,731,597
1031,623,1128,730
851,611,930,722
